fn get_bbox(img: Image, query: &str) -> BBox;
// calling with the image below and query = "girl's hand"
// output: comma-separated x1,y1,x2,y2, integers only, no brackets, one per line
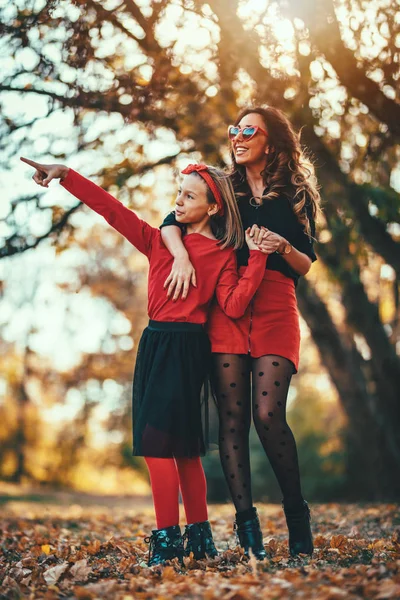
164,254,197,301
246,225,267,251
20,157,69,187
258,227,286,254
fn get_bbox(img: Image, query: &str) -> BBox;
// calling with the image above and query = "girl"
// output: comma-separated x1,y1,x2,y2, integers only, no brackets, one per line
160,106,321,559
21,157,268,566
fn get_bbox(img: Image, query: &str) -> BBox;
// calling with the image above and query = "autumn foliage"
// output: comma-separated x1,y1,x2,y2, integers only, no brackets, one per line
1,500,400,599
1,0,400,521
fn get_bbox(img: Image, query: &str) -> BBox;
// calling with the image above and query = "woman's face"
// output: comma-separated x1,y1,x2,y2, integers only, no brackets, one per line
232,112,269,166
175,174,217,224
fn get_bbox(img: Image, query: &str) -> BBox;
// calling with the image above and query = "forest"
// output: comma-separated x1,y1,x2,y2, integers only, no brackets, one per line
2,0,399,500
0,1,400,596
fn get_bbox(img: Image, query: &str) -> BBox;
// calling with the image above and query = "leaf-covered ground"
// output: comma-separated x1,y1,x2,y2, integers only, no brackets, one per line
1,497,399,599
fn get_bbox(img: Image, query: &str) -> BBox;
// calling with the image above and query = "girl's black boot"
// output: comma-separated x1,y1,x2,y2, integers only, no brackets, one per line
234,507,266,560
145,524,184,566
184,520,218,559
283,500,314,557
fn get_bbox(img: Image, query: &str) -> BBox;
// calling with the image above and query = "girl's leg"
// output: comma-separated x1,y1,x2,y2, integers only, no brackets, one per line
144,457,180,529
251,355,303,509
211,354,253,513
175,456,208,524
176,456,218,558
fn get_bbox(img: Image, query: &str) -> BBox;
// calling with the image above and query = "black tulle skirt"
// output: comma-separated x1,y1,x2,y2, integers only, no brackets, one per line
132,320,211,458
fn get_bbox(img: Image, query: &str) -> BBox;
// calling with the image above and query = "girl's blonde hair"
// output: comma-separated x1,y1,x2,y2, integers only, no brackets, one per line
230,106,321,237
190,166,244,250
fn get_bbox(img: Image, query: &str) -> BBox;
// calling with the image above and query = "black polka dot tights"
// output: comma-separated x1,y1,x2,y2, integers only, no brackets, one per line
211,354,303,512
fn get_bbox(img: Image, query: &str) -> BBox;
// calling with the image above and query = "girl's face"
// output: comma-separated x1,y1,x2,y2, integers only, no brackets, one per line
232,112,269,166
175,174,217,224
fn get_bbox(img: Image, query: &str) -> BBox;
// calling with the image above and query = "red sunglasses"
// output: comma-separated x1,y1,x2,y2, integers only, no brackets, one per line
227,125,268,141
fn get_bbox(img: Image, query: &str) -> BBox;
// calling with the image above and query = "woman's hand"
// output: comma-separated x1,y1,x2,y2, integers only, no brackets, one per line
246,225,267,251
20,157,69,187
257,227,287,254
164,253,197,301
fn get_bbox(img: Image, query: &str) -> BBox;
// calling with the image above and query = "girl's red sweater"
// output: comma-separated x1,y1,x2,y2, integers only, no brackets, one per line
61,169,267,323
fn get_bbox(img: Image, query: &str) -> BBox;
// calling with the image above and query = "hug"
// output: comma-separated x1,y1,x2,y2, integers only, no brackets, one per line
22,104,320,566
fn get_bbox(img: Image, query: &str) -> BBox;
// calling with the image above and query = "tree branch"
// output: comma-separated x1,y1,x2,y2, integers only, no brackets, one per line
0,84,125,113
300,124,400,277
204,0,289,104
286,0,400,140
122,0,162,53
1,203,81,259
1,151,192,259
85,0,147,45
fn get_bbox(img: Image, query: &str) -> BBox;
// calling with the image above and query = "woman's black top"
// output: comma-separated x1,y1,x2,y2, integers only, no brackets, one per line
234,178,317,285
161,177,317,286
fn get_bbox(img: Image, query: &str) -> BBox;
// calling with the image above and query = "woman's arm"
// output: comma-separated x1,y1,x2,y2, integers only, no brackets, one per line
21,158,156,257
278,245,312,276
215,227,268,319
161,220,197,301
256,228,312,275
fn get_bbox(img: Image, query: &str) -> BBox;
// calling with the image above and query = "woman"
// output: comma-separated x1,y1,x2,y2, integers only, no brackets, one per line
21,157,267,566
160,106,321,558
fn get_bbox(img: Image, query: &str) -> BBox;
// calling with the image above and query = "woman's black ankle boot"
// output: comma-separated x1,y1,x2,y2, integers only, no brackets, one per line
145,524,184,566
234,507,266,560
283,500,314,557
184,520,218,559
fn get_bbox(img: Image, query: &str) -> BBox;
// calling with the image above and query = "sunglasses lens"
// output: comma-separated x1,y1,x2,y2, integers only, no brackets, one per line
228,126,239,139
242,127,256,139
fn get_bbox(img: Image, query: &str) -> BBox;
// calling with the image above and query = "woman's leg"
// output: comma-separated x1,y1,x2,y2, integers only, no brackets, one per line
211,353,253,512
144,457,180,528
175,456,208,524
251,355,303,509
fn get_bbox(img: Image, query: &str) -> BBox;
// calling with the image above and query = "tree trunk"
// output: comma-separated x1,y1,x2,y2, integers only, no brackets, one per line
297,278,400,499
10,379,29,483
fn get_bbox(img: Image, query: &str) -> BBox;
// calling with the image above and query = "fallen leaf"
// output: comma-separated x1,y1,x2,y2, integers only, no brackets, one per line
1,503,399,599
162,565,178,579
375,580,400,599
43,561,69,585
74,581,117,598
330,535,347,551
349,526,360,538
70,558,92,582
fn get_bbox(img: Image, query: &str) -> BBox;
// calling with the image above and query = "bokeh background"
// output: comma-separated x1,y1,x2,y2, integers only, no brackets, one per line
0,0,399,504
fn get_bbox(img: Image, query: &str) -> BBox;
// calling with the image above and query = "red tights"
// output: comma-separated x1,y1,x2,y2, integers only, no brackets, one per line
144,456,208,529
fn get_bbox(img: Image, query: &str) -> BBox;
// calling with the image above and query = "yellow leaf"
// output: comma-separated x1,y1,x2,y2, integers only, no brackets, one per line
162,566,176,580
41,544,51,555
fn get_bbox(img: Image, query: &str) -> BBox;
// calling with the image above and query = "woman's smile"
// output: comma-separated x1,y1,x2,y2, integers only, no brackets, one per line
234,144,249,157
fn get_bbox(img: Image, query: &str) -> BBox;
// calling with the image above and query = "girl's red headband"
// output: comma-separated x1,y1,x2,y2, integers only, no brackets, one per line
181,163,225,216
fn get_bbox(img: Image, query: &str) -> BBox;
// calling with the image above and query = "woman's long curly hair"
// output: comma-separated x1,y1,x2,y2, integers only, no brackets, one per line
230,106,321,236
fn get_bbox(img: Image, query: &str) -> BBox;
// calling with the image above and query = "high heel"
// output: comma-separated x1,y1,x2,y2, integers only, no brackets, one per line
234,507,266,560
145,524,184,566
283,500,313,557
184,520,218,559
